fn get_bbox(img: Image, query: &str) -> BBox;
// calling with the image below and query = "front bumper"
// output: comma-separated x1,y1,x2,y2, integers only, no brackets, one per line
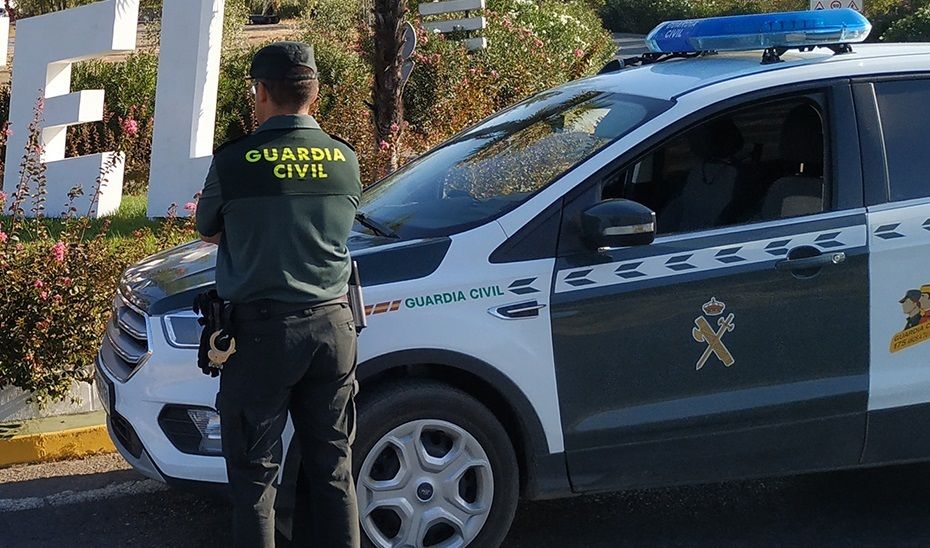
95,313,230,486
107,413,165,482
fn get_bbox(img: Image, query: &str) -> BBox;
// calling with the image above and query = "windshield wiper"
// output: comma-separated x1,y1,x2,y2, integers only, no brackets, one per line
355,212,400,239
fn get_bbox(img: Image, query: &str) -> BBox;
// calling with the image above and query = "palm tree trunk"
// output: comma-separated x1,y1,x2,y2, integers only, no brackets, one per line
371,0,407,174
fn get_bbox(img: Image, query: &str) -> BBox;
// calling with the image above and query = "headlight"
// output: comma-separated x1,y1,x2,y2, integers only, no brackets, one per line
163,313,201,348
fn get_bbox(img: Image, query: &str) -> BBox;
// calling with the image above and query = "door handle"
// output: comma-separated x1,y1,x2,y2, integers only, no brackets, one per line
489,301,547,320
775,251,846,272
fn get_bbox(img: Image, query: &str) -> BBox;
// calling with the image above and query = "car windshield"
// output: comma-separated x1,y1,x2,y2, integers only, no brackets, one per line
357,84,672,239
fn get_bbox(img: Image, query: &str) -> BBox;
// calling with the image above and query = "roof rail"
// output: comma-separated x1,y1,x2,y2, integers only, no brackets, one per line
598,52,707,75
761,43,854,64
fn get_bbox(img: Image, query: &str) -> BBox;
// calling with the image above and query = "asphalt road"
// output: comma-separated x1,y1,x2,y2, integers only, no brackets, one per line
614,34,649,58
4,453,930,547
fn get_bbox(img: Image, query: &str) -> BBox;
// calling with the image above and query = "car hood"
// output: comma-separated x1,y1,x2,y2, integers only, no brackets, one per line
120,232,452,315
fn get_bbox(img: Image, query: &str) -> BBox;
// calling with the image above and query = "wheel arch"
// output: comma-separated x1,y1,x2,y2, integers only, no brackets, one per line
354,349,571,500
279,349,572,506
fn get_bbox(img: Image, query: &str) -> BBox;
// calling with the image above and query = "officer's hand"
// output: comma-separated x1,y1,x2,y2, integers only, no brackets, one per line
199,362,220,378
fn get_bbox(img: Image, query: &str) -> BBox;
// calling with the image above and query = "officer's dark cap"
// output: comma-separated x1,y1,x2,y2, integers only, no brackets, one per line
901,289,922,303
250,42,317,81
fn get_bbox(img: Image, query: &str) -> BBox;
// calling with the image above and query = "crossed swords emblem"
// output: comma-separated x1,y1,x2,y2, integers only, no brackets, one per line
692,311,736,371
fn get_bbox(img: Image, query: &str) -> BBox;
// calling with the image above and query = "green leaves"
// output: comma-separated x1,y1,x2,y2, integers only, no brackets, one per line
881,2,930,41
0,216,197,403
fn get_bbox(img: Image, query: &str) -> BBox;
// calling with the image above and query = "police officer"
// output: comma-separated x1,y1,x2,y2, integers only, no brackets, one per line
196,42,362,548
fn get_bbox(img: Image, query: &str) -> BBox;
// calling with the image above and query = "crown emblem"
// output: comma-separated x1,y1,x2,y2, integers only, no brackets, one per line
702,297,726,316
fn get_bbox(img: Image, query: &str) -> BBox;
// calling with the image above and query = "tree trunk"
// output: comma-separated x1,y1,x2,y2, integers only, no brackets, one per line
262,0,278,16
371,0,407,174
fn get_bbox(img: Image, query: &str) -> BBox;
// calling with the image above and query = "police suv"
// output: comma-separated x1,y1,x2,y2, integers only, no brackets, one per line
96,10,930,547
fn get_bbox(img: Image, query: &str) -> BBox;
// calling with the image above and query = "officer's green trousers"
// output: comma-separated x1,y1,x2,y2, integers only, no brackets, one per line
217,302,360,548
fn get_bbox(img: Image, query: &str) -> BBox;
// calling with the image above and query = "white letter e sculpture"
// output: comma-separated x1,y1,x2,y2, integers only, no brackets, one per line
2,0,139,218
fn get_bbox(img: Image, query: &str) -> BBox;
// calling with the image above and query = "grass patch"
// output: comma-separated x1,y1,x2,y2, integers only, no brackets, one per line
1,194,171,246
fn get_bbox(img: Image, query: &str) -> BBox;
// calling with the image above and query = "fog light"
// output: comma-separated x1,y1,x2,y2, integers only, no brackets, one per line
187,409,222,455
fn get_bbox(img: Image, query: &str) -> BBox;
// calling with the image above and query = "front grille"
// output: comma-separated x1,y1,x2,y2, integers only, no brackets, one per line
98,293,151,382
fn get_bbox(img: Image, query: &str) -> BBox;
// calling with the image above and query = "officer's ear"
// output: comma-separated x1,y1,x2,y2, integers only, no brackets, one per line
255,80,270,106
307,82,320,114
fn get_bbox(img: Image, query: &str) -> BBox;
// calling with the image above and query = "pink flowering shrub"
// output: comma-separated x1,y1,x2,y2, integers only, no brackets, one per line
121,117,139,137
50,241,66,262
0,100,196,404
66,53,159,195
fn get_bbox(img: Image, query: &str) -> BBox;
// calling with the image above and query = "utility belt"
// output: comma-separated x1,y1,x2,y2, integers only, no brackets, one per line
193,261,367,376
231,294,348,322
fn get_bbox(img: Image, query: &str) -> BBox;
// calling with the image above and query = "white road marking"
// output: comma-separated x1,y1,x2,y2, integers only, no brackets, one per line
0,479,167,513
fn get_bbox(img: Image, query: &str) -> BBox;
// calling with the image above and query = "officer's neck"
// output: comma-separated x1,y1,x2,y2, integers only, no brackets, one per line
257,106,311,125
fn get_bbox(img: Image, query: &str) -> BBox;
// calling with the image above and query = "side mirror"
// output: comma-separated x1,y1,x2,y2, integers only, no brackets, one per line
582,199,656,249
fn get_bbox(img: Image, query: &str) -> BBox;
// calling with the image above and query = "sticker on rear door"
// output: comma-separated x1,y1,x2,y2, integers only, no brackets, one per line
890,285,930,353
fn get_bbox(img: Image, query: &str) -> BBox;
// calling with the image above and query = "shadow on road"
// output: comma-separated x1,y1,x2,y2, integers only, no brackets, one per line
506,462,930,547
0,468,143,500
5,460,930,546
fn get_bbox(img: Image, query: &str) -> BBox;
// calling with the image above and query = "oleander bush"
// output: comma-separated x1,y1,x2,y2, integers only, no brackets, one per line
409,0,616,136
880,1,930,41
0,104,197,403
599,0,923,39
599,0,692,33
215,47,261,146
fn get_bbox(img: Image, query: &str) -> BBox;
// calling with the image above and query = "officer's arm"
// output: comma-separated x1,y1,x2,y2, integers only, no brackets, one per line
196,160,224,245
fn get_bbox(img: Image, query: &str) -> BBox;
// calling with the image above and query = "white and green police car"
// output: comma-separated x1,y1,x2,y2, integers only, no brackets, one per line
96,10,930,547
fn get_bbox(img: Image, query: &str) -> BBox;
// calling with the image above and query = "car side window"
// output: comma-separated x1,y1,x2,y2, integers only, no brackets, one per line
873,79,930,202
602,95,832,236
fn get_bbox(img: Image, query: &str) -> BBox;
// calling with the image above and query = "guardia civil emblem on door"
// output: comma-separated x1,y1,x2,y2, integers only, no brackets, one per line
692,297,736,371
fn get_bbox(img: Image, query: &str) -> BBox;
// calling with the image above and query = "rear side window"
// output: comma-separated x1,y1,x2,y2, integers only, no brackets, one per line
875,79,930,202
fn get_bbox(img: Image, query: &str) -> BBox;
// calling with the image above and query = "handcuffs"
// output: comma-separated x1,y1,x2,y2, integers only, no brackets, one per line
192,290,236,377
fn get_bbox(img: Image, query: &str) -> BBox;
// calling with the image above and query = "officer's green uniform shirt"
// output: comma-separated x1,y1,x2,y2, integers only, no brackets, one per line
197,114,362,305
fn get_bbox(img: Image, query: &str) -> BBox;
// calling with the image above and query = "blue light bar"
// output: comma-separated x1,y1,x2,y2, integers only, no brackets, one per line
646,9,872,54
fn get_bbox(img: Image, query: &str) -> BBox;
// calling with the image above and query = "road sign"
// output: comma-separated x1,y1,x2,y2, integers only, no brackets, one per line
811,0,863,12
418,0,487,51
400,22,417,94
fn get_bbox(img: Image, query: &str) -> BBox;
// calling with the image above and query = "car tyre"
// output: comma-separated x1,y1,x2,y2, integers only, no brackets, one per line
355,380,519,548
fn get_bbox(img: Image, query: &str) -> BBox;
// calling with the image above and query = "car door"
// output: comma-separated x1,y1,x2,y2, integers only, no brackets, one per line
551,85,871,492
855,77,930,464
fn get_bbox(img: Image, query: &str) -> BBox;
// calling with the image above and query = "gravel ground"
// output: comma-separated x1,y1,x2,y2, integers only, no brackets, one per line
0,453,131,485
